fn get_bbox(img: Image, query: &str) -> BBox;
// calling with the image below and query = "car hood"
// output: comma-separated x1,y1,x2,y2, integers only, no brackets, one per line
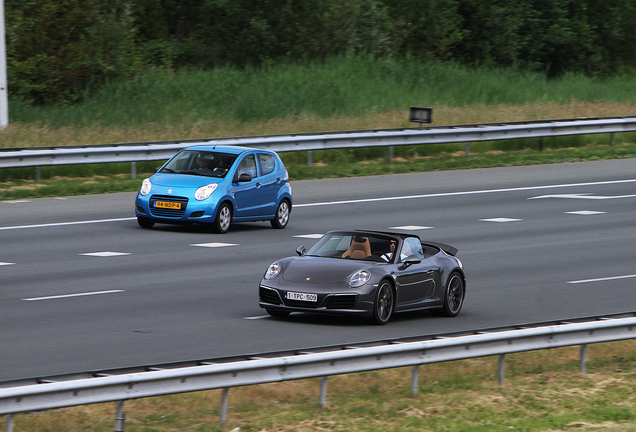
282,257,379,284
150,173,223,188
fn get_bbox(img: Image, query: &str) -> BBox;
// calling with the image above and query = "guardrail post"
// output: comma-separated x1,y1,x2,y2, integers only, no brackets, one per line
465,142,471,157
220,388,229,422
131,162,137,179
389,146,394,164
114,401,125,432
579,344,587,374
35,167,41,184
411,365,419,396
307,151,313,167
498,354,505,385
610,133,615,147
319,376,328,408
5,414,13,432
538,137,544,152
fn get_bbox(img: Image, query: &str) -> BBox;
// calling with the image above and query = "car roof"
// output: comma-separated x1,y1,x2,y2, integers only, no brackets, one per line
184,145,267,155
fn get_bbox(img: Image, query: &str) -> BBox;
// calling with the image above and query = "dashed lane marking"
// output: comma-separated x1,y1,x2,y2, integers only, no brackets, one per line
293,234,323,239
191,242,238,248
80,252,131,257
389,225,433,231
480,218,522,223
566,211,606,215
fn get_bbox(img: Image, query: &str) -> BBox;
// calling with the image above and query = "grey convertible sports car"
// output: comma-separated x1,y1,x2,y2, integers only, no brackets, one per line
258,230,466,324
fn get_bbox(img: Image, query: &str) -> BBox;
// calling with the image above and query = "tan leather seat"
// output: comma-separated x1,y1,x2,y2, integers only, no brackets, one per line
343,237,371,259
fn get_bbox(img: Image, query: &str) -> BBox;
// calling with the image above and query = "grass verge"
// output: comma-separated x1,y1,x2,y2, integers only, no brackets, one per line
5,340,636,432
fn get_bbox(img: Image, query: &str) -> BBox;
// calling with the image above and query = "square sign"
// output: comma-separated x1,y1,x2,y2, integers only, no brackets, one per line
410,107,433,124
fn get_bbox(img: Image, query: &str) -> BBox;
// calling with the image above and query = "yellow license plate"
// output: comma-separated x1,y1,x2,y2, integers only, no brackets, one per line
154,201,182,209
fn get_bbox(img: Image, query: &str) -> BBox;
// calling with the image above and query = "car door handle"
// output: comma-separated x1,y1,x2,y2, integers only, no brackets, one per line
255,182,262,187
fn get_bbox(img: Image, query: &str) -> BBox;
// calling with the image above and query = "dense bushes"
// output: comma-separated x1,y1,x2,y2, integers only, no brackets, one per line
5,0,636,104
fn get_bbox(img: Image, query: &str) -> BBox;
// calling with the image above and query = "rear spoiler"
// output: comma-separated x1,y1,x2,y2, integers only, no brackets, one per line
422,241,458,257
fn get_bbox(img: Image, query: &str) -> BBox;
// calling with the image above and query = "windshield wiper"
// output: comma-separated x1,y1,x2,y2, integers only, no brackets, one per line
159,168,175,173
178,170,202,176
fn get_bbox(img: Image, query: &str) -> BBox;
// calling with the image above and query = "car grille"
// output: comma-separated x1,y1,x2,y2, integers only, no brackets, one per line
259,287,282,305
149,195,188,218
325,295,358,309
284,299,320,308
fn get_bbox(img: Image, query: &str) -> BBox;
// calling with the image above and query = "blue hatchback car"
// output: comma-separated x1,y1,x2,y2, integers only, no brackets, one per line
135,145,292,233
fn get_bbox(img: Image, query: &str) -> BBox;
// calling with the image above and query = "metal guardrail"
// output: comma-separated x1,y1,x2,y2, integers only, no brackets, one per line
2,315,636,429
1,116,635,169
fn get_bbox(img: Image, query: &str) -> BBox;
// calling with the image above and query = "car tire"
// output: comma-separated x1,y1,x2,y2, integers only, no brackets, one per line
437,272,465,317
371,280,394,325
212,202,232,234
137,217,155,229
266,308,290,318
270,199,290,229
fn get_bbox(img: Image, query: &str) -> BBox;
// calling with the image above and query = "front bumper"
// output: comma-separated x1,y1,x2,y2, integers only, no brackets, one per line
258,285,374,316
135,193,218,223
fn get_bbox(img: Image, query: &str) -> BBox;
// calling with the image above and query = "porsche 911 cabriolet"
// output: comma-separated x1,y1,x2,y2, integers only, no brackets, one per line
259,230,466,324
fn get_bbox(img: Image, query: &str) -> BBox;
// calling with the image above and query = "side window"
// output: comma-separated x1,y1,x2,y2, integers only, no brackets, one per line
402,237,425,260
237,154,257,178
257,153,276,176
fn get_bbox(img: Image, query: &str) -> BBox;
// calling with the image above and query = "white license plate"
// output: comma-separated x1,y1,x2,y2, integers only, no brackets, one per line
286,291,318,302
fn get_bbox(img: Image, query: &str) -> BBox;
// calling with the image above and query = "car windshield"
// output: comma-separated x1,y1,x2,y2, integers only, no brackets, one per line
306,232,398,263
159,150,238,178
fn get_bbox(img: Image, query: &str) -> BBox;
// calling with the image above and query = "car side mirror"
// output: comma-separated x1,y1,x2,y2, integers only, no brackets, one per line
296,245,306,256
237,173,252,183
401,254,421,269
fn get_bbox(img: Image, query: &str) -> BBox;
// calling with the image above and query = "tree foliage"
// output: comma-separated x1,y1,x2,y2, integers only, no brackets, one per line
4,0,636,105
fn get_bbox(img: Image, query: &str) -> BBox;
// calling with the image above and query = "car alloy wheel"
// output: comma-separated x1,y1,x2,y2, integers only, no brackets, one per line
440,272,465,317
213,203,232,234
271,199,290,229
372,280,394,325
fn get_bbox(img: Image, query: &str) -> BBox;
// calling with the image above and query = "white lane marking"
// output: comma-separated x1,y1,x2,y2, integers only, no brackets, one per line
0,262,15,266
1,178,636,231
244,315,270,320
567,274,636,284
81,252,131,257
530,193,636,200
23,290,125,301
480,218,522,223
294,234,324,239
390,225,433,231
191,242,238,248
293,179,636,208
566,210,606,215
0,217,136,231
3,200,31,204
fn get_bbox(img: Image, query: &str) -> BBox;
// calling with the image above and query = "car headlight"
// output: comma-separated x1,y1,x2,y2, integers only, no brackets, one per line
140,178,152,196
195,183,218,201
264,262,281,280
348,270,370,288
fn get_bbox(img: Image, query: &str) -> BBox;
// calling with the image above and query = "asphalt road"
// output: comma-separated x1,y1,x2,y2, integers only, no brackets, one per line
1,158,635,381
